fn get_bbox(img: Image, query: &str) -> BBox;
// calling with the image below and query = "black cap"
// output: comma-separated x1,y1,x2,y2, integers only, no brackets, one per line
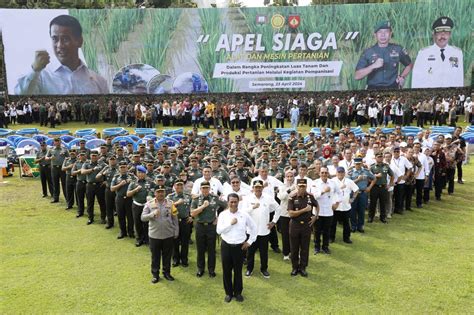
201,181,211,188
79,139,86,143
223,130,230,134
108,155,116,160
118,161,128,166
90,152,98,156
297,179,307,186
253,180,264,187
155,185,166,191
174,179,184,185
432,16,454,32
53,137,61,141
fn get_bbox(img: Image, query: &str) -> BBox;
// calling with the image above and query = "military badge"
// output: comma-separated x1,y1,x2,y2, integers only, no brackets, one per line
449,56,458,68
390,49,399,57
428,67,433,74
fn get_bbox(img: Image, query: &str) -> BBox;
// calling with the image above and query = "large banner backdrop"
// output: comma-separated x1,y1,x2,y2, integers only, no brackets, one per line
0,0,472,95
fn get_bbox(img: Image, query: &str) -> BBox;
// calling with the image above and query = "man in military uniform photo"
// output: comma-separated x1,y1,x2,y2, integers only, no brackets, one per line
355,20,413,90
411,16,464,88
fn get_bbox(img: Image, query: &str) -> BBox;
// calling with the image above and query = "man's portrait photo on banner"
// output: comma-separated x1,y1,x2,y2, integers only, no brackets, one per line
411,16,464,89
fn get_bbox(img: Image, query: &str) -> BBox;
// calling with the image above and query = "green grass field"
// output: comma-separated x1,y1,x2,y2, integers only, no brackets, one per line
1,121,473,313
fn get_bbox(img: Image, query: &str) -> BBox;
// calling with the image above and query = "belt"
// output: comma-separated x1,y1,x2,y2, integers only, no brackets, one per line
133,201,145,207
197,222,214,226
375,184,386,188
53,165,61,168
223,241,242,248
69,176,75,179
179,217,190,221
79,180,86,184
87,182,101,185
291,219,309,225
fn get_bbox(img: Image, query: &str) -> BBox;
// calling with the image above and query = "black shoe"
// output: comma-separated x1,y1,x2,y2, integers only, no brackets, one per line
329,238,335,243
323,248,331,255
357,228,365,233
351,228,356,233
117,234,126,239
416,205,423,208
291,269,299,276
209,271,216,278
406,208,413,211
105,224,113,229
65,206,73,210
243,258,247,265
234,294,244,302
196,270,204,277
163,273,175,281
76,213,83,218
128,233,135,238
458,180,464,184
189,239,194,245
245,270,252,277
224,295,232,303
261,270,270,278
380,219,388,224
272,247,282,253
151,276,160,284
42,195,47,198
135,241,144,247
368,218,373,223
172,261,180,267
343,239,353,244
299,269,308,277
181,262,189,267
87,219,94,225
314,249,321,255
51,200,59,203
100,219,106,224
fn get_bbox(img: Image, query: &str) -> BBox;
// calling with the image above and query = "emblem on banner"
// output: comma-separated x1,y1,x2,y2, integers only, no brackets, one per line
271,14,285,29
256,15,267,25
288,15,300,29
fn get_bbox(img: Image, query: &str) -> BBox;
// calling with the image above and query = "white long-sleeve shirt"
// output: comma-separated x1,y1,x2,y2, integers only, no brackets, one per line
15,61,109,95
334,177,359,211
191,177,224,196
310,178,341,217
415,152,430,180
217,209,257,245
391,156,413,184
251,175,283,198
241,193,280,236
277,181,296,218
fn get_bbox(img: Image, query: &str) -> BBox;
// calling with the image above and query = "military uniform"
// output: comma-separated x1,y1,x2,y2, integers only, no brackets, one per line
128,177,155,245
62,155,77,209
191,192,227,275
288,187,318,274
235,167,252,185
369,161,394,222
111,172,134,238
347,166,375,231
187,167,203,182
82,159,107,223
168,191,193,266
35,147,53,197
72,158,87,217
46,144,69,202
212,168,230,184
100,164,119,228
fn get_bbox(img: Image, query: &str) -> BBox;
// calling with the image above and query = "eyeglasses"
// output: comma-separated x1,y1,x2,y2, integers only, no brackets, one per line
231,181,240,184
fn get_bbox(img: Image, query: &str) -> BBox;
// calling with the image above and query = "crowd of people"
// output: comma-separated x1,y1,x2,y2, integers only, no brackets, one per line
33,122,468,302
1,92,472,130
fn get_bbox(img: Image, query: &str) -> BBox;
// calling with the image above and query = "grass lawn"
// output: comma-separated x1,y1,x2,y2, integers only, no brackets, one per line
1,121,473,313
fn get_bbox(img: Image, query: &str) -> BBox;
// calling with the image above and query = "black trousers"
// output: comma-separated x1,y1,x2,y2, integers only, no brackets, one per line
65,175,76,208
264,116,273,129
415,179,424,207
39,165,53,197
116,196,134,236
247,234,269,272
173,218,191,264
105,188,116,226
318,116,327,127
330,210,351,242
309,113,317,127
404,183,414,210
51,165,66,201
221,241,244,297
76,181,86,215
149,237,173,277
314,216,332,251
132,203,148,243
369,185,388,220
456,161,463,181
279,216,290,256
434,173,445,199
289,219,311,270
393,183,406,214
269,212,279,250
276,118,284,128
446,168,455,194
195,223,217,272
86,182,106,221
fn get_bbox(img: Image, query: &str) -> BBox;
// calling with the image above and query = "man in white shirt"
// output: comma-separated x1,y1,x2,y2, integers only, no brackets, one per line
192,166,224,197
310,167,340,254
217,193,257,303
264,104,273,130
241,180,280,278
340,149,355,172
276,170,296,260
411,16,464,89
391,147,413,214
294,163,313,193
413,143,430,208
249,103,259,131
15,15,108,95
330,167,359,244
